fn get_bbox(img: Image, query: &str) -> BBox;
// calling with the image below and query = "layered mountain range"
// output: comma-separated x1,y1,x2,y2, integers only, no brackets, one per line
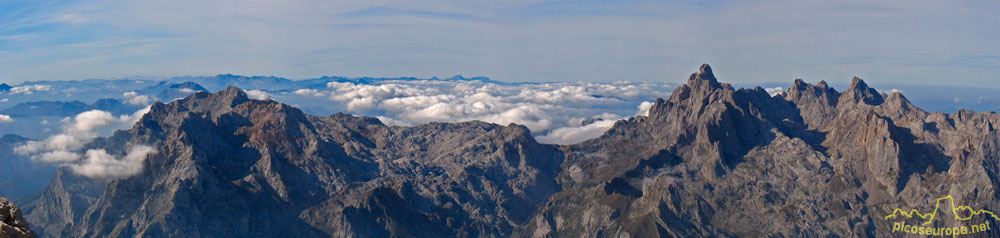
14,65,1000,237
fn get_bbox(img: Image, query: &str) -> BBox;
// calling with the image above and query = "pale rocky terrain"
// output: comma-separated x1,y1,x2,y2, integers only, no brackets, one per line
1,196,36,238
20,65,1000,237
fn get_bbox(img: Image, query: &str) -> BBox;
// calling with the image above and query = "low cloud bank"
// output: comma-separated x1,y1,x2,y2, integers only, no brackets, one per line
765,87,784,96
277,80,672,144
15,107,154,178
536,119,619,144
123,91,153,105
9,85,53,95
246,90,271,100
70,145,155,179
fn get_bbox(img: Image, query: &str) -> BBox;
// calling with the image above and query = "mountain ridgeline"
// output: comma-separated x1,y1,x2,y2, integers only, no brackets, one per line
19,65,1000,237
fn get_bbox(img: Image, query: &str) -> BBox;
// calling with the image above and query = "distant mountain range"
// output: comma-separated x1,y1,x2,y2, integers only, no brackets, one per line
0,82,208,139
1,99,139,118
5,65,996,237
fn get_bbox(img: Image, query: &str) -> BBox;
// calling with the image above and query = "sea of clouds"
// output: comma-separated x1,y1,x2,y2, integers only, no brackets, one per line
270,79,672,144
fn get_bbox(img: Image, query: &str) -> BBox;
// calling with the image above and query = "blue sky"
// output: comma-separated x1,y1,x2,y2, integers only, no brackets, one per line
1,0,998,86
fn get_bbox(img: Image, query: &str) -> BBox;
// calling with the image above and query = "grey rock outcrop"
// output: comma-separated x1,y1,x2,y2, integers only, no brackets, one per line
1,196,36,238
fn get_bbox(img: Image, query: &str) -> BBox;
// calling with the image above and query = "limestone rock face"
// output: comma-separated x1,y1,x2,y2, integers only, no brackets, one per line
23,66,1000,237
525,65,1000,237
27,87,561,238
1,196,36,238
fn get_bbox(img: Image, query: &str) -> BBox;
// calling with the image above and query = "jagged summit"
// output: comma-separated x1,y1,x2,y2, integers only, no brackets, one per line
792,78,807,88
219,86,249,100
686,63,723,89
782,78,841,129
790,78,832,92
816,80,830,89
691,64,716,81
661,64,732,107
841,76,885,106
160,85,250,116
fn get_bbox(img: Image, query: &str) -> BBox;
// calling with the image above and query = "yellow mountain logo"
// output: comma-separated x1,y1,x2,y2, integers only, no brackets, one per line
884,195,997,236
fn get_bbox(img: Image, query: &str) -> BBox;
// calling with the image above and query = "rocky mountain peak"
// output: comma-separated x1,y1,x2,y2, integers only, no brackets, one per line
816,80,830,89
686,63,722,89
840,76,884,106
786,79,840,102
883,90,910,106
792,78,807,89
661,64,731,107
149,86,250,118
218,86,250,105
0,83,10,92
782,79,840,129
696,64,715,80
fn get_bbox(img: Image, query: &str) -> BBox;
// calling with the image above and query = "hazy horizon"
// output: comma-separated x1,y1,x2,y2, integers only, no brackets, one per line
2,1,998,86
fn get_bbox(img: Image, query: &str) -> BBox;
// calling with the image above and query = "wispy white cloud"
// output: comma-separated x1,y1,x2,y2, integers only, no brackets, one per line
765,87,784,96
52,13,88,25
294,88,323,97
977,96,989,104
70,145,154,179
123,91,153,105
16,107,150,164
245,89,270,100
0,114,13,123
9,85,52,94
636,101,654,116
536,119,618,144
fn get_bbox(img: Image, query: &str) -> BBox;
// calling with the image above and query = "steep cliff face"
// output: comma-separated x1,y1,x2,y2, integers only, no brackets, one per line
24,65,1000,237
1,196,36,238
22,169,105,238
